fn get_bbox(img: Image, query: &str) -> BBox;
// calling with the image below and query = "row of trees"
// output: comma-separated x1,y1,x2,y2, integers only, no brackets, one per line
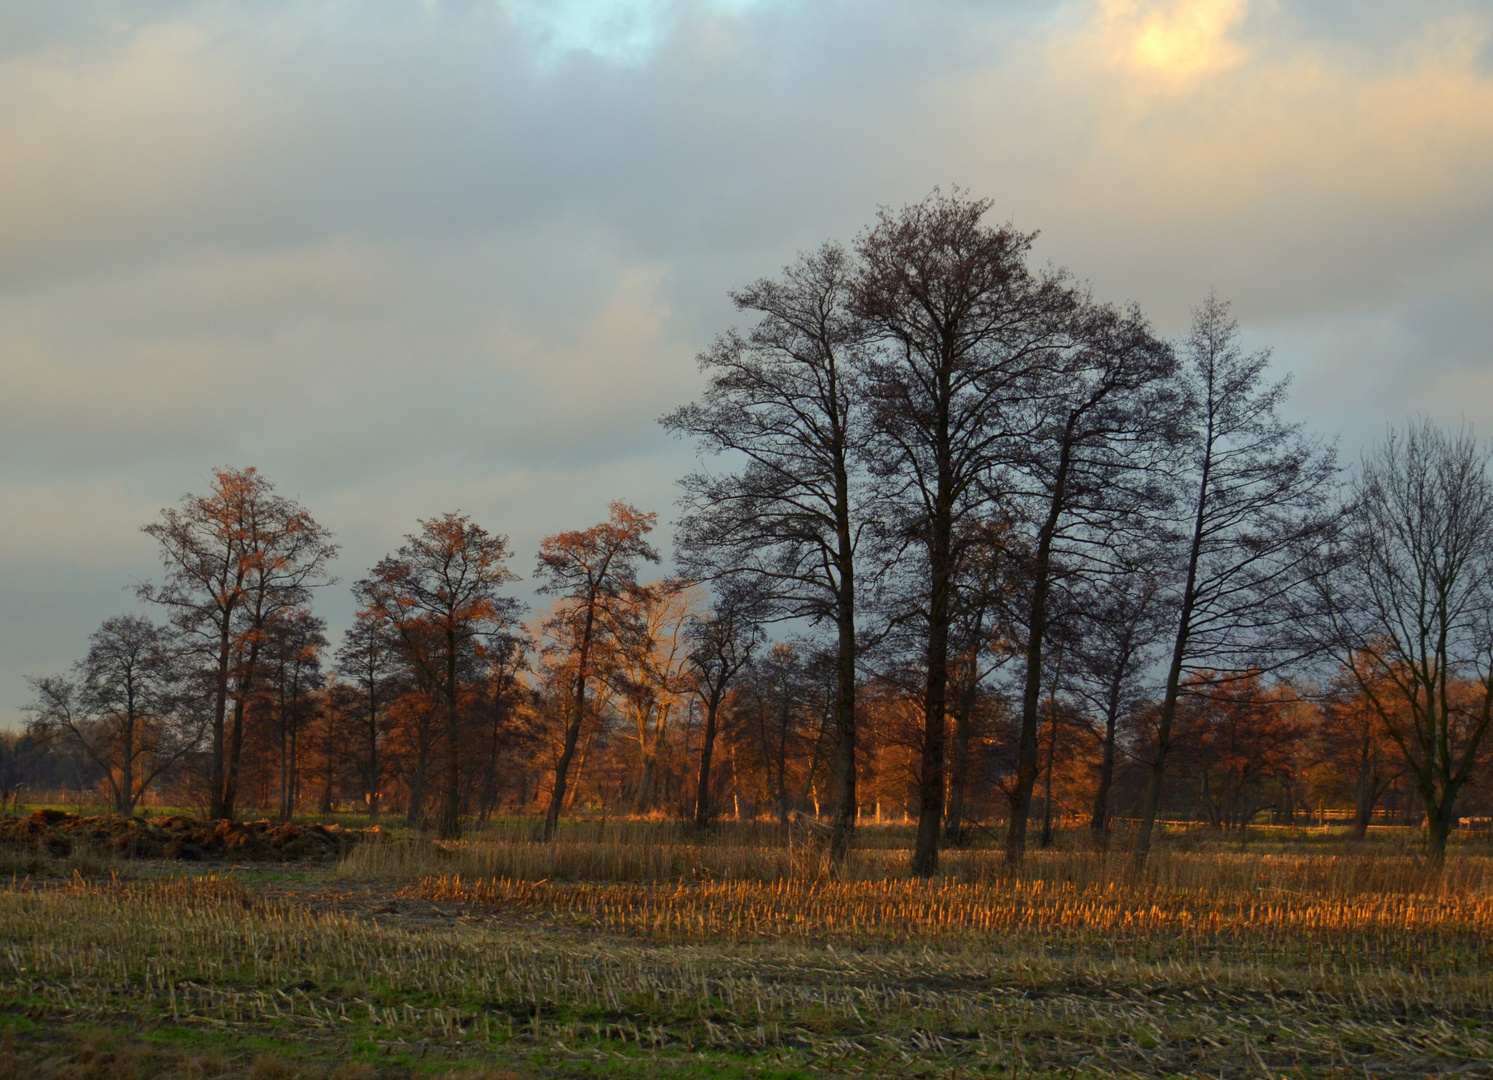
13,590,1478,850
663,188,1493,867
21,190,1493,868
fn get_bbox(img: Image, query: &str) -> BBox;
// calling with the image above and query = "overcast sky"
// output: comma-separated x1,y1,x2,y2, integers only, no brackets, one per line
2,0,1491,728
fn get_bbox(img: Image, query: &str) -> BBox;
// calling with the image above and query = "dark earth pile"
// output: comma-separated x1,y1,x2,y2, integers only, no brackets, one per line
0,809,363,861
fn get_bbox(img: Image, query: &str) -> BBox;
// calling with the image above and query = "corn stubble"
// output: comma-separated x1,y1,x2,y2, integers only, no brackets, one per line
3,839,1493,1079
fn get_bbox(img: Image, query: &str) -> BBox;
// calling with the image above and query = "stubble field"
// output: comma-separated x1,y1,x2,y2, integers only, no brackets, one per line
2,819,1491,1080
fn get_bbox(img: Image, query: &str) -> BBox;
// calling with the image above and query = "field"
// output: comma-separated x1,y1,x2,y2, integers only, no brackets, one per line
2,818,1492,1079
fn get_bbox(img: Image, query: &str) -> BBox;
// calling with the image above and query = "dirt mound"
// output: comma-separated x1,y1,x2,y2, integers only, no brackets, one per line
0,810,365,862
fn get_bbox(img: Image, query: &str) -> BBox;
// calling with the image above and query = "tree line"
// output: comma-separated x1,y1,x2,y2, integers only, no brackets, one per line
21,189,1493,869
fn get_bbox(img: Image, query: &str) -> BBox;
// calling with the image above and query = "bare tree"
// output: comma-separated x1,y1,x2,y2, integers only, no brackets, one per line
611,581,699,815
356,513,523,839
1310,421,1493,859
943,520,1018,844
473,631,531,822
536,501,659,839
687,582,764,827
140,467,337,819
1131,296,1338,867
335,617,399,824
264,610,326,820
27,615,201,816
1002,301,1176,864
663,243,869,864
1066,561,1167,838
734,641,822,826
853,188,1075,876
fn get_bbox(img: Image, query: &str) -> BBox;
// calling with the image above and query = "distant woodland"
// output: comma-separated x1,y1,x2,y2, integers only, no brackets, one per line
13,190,1493,872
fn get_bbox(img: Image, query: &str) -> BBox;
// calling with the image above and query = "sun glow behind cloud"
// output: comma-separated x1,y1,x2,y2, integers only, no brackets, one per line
1098,0,1251,79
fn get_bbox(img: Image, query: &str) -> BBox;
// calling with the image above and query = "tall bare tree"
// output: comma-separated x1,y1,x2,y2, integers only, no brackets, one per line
1002,301,1176,864
141,467,337,819
1131,296,1337,867
1309,421,1493,858
853,188,1075,876
356,513,523,839
536,501,659,839
664,243,869,864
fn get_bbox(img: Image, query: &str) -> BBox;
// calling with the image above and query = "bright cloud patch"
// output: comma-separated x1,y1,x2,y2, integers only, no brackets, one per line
1100,0,1250,78
508,0,768,66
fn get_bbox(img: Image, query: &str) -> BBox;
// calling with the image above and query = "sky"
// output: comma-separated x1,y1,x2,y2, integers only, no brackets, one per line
2,0,1491,728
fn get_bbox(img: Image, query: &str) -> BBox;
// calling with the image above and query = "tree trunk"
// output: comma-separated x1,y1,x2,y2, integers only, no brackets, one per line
944,700,971,845
546,597,597,840
367,691,380,825
828,598,858,864
829,467,858,867
222,634,262,820
694,690,723,828
944,650,981,845
209,625,232,819
119,691,136,816
318,747,334,815
1007,424,1074,865
438,645,462,839
633,751,657,816
1132,450,1210,871
1352,731,1373,840
912,504,951,877
1039,695,1060,848
1427,800,1454,862
1090,668,1123,839
223,693,247,819
774,695,792,827
546,702,585,839
407,730,430,828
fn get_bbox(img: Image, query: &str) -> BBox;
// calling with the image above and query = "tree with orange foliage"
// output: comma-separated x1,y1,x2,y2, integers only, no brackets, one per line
355,513,523,839
1317,670,1402,838
141,467,338,819
1177,674,1307,830
536,502,659,839
609,581,701,815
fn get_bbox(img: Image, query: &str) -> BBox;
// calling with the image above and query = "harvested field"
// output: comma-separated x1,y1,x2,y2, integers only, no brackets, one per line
2,827,1492,1078
411,869,1493,941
